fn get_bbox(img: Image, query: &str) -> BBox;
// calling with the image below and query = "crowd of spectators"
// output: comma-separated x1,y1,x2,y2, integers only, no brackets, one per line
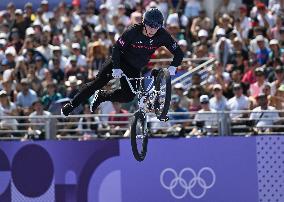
0,0,284,138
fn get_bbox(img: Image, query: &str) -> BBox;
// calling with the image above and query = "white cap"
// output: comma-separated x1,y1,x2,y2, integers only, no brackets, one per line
178,39,187,47
32,20,42,27
198,29,208,37
147,1,158,9
0,32,7,39
269,39,279,45
73,25,82,32
15,9,23,15
99,4,107,10
0,39,6,46
216,28,225,36
213,83,222,90
52,46,61,51
200,95,209,103
43,25,51,32
174,83,184,89
3,69,13,81
41,0,49,4
71,43,80,49
26,27,35,35
5,46,16,56
255,35,265,42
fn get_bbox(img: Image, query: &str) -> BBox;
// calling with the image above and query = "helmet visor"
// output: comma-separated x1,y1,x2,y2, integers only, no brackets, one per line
144,19,162,29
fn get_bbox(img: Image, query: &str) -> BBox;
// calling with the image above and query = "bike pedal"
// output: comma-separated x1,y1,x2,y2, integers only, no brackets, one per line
159,116,169,122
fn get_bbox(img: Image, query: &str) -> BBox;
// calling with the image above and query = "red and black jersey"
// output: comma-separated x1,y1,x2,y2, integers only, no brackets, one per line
112,23,184,71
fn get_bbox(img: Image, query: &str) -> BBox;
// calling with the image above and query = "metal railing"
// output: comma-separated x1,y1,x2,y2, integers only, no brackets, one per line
171,57,216,91
1,110,284,140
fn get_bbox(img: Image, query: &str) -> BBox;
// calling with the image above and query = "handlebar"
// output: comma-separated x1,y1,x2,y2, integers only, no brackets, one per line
120,73,155,95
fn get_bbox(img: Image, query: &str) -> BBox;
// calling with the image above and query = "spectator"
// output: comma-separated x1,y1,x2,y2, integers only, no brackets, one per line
209,84,228,111
12,9,29,40
190,9,211,40
0,90,18,130
180,0,202,20
70,43,87,68
207,60,231,91
48,46,68,71
270,65,284,95
173,83,190,109
86,40,108,74
108,102,129,135
255,35,270,65
269,14,283,40
65,55,86,80
41,80,62,110
187,85,202,113
254,2,275,29
270,84,284,114
77,104,101,137
249,93,279,133
178,39,191,58
36,35,54,60
28,99,51,139
227,83,250,119
35,56,48,80
0,79,17,102
249,34,270,54
167,11,189,31
214,0,236,20
268,39,283,66
169,94,190,125
190,95,218,135
50,56,65,84
16,78,38,115
214,37,233,68
26,65,44,95
64,75,82,99
235,4,251,40
249,67,269,99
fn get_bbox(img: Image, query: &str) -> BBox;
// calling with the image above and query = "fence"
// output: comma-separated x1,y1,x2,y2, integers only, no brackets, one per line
1,110,284,140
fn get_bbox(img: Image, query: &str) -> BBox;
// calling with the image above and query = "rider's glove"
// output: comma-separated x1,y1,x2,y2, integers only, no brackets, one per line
168,66,177,76
112,68,123,79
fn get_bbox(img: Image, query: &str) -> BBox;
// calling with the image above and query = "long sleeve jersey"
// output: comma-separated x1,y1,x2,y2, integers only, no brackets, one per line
112,23,184,71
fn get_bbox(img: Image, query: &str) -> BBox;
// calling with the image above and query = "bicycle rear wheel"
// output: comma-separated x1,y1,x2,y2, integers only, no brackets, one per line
130,111,148,161
154,69,171,120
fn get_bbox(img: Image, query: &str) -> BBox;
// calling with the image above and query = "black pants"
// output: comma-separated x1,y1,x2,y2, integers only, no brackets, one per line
71,58,141,107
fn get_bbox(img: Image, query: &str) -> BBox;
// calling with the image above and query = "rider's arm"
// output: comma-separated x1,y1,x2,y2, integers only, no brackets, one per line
111,26,135,69
161,29,184,68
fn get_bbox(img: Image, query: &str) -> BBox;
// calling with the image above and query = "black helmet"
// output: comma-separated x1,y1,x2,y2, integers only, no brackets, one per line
143,8,164,29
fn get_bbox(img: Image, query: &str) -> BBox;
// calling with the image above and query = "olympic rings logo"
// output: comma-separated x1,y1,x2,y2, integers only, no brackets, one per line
160,167,216,199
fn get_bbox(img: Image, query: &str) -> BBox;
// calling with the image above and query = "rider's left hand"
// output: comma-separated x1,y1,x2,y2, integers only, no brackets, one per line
112,68,123,79
168,66,177,76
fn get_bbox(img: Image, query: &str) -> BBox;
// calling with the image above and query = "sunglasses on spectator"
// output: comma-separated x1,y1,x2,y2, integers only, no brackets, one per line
201,101,209,104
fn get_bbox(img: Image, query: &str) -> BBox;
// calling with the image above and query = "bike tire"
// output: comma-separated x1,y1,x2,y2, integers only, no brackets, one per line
154,69,171,120
130,111,148,162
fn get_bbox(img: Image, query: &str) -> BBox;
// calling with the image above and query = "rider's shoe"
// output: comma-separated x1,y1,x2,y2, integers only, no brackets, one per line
61,101,74,117
90,90,107,113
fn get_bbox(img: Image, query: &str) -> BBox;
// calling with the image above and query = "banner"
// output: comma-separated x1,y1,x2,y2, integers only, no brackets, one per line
0,136,283,202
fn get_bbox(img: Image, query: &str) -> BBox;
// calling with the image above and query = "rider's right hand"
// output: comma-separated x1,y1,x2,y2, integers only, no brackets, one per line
112,68,123,79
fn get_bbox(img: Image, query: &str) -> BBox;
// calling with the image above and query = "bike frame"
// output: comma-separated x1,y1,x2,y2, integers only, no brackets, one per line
121,73,157,114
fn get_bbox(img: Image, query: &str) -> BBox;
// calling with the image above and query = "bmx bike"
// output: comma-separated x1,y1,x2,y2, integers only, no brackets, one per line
122,68,171,161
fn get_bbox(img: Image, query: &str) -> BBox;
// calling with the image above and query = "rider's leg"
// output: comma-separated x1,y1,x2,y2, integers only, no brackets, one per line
71,58,113,107
101,73,139,103
62,59,113,116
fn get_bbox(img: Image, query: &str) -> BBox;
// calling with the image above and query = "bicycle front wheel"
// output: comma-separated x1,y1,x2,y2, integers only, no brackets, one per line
130,111,148,162
154,69,171,120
